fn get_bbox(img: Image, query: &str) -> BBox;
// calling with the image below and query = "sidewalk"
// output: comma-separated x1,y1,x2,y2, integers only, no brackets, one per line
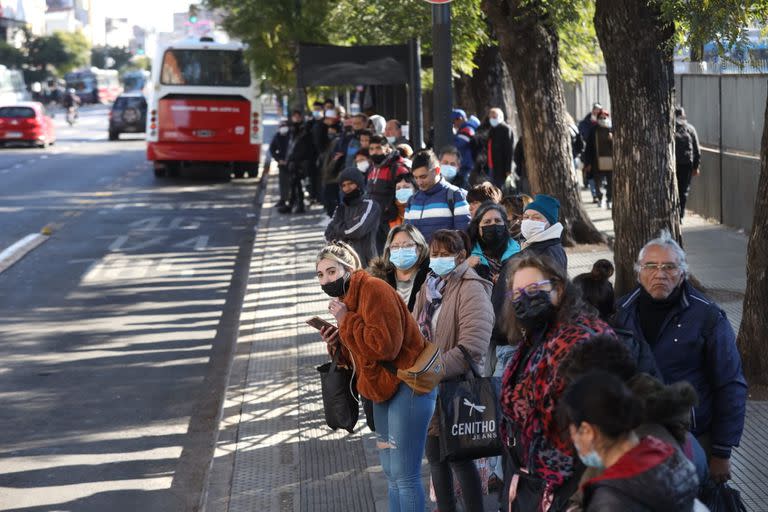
204,172,767,512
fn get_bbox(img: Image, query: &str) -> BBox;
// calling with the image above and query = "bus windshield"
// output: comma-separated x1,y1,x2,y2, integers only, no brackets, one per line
160,50,250,87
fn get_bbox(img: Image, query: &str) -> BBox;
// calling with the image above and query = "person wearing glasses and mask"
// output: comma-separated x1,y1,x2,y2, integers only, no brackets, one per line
518,194,567,272
412,229,494,512
499,254,611,512
367,223,431,312
613,231,747,487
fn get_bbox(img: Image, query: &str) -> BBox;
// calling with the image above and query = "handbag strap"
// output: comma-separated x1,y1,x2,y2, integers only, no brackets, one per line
457,345,481,379
330,345,343,373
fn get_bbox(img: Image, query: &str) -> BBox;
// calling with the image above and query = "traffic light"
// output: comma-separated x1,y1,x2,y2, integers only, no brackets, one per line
188,4,199,23
137,47,145,55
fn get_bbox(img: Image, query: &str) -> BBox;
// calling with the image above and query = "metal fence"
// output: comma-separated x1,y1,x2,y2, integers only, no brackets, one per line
565,73,767,232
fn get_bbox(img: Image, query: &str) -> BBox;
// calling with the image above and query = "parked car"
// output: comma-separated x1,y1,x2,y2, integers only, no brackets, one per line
0,102,56,148
109,93,147,140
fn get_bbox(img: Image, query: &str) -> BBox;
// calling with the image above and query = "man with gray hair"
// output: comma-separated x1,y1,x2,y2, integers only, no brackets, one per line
486,107,514,190
613,231,747,484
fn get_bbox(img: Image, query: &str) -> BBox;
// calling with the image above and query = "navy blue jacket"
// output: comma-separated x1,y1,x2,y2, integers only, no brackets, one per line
614,281,747,458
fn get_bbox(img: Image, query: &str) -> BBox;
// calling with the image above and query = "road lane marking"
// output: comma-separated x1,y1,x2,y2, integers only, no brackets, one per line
0,233,49,274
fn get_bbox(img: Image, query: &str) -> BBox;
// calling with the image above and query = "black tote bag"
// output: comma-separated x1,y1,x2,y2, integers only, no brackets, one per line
316,347,359,433
438,346,502,461
699,481,748,512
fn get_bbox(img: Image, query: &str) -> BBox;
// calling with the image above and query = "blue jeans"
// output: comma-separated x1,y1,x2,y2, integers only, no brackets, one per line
373,383,437,512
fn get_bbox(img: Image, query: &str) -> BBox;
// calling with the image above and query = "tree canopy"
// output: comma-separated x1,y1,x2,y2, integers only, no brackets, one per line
28,31,90,76
204,0,487,91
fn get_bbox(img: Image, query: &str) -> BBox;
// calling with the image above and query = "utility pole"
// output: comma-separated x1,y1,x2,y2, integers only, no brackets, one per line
294,0,307,114
430,1,452,150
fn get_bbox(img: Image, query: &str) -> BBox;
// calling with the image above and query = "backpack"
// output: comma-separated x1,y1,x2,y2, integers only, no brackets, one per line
674,122,694,167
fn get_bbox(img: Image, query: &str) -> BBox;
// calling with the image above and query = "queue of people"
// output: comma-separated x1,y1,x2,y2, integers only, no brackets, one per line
290,101,745,512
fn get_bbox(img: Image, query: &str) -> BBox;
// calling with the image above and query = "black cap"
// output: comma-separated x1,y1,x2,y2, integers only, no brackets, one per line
675,106,686,119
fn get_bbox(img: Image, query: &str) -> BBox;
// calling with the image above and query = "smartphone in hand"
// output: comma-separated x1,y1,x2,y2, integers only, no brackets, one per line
306,316,335,331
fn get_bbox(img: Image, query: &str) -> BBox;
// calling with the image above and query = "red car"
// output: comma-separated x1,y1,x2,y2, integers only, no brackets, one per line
0,102,56,148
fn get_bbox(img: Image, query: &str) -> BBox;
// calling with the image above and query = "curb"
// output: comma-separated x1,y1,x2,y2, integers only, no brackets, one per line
0,232,50,275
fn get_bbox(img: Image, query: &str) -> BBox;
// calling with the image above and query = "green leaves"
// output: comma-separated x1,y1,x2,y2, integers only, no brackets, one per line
205,0,487,89
658,0,768,64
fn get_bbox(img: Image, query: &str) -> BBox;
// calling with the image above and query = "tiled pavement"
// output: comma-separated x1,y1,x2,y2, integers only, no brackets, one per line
204,172,767,512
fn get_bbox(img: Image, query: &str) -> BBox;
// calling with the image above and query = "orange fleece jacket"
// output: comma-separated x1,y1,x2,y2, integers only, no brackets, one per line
339,270,427,402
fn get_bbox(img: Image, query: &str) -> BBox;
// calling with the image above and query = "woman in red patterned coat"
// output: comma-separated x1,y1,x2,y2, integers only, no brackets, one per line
499,255,612,512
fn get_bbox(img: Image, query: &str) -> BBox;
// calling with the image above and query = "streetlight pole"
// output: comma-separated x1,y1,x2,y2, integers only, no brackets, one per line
431,2,452,151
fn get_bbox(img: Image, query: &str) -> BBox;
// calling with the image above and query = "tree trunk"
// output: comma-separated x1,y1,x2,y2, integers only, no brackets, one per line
594,0,680,295
454,41,516,125
484,0,605,246
737,98,768,387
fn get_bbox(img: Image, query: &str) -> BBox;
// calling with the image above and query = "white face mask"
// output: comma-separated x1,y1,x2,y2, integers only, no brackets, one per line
324,109,336,118
312,110,322,119
279,126,289,135
521,219,548,240
489,117,500,128
598,118,611,129
356,160,370,173
386,135,396,145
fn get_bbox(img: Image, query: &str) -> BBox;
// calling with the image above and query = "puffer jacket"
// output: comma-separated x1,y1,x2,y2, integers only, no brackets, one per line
367,256,431,312
325,169,381,268
614,280,747,459
412,262,494,435
582,436,699,512
338,271,428,403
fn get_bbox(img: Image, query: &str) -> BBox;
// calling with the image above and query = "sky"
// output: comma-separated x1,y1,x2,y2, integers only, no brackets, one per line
102,0,201,33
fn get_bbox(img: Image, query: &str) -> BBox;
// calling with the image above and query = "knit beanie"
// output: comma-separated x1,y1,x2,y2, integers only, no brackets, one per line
338,167,366,191
524,194,560,225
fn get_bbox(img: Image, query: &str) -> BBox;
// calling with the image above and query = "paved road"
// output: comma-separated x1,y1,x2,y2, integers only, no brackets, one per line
0,105,262,511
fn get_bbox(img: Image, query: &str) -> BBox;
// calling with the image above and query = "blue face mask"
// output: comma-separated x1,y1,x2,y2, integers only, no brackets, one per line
429,256,457,276
395,188,414,204
578,450,605,470
389,247,418,270
440,164,457,180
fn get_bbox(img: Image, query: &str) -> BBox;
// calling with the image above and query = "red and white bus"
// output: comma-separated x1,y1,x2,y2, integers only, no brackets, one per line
146,38,262,178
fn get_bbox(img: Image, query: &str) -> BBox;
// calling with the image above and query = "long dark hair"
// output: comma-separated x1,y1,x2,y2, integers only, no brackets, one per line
467,202,511,254
502,254,596,342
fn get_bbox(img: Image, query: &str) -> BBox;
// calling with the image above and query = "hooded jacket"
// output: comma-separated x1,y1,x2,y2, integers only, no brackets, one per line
367,150,411,223
367,256,431,312
404,176,471,242
325,168,381,268
614,280,747,459
582,436,699,512
338,271,428,403
411,261,494,435
519,222,568,271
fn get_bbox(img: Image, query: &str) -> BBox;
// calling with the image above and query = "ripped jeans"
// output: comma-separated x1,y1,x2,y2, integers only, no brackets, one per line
373,383,437,512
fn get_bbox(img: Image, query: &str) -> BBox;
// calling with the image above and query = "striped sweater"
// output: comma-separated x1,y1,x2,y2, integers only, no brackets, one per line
404,177,470,242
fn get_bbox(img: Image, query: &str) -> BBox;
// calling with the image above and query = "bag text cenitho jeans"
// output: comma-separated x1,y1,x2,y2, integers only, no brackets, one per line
373,382,437,512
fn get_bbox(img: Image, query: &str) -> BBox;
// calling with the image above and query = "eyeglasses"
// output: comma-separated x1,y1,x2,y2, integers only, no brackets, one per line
639,262,680,273
507,280,554,303
390,243,417,250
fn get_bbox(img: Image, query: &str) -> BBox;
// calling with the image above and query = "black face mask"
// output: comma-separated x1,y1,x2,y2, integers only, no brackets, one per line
513,290,556,330
322,274,349,298
370,153,386,165
342,188,362,205
481,224,509,252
